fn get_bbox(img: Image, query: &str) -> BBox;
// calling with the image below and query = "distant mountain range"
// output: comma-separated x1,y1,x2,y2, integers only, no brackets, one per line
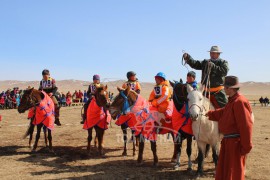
0,80,269,97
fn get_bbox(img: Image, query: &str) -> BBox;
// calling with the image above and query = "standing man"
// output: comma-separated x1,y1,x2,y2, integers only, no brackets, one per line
39,69,61,126
207,76,254,180
183,46,229,109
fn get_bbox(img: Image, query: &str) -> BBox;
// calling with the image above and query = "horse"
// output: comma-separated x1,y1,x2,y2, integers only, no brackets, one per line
109,86,177,166
18,88,55,152
83,85,111,156
169,79,193,171
186,84,220,176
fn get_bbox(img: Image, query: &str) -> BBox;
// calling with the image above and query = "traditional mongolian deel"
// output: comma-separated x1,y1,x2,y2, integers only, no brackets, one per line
28,91,55,130
172,103,193,136
115,95,173,141
83,97,111,130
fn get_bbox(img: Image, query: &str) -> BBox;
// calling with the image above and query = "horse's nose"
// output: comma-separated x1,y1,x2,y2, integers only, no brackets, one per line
190,114,199,120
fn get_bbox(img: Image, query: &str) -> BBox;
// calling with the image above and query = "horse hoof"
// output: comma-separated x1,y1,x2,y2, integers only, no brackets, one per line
187,167,192,173
133,152,136,156
31,149,37,153
122,152,127,156
174,164,180,170
195,171,204,179
153,162,159,167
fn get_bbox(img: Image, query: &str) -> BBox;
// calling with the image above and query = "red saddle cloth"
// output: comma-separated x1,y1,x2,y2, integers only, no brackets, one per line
83,97,111,130
172,103,193,136
116,95,173,141
28,91,55,130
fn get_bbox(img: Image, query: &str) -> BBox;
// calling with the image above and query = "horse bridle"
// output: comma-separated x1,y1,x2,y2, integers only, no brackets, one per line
188,100,208,117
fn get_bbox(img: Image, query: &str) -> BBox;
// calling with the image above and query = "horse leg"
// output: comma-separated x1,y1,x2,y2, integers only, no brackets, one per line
171,132,177,162
43,126,48,147
48,129,53,152
28,122,35,148
131,130,136,156
87,128,93,154
196,141,206,177
32,124,43,152
205,143,211,158
212,144,219,168
94,134,98,148
137,134,145,165
96,127,105,156
174,132,183,170
121,124,128,156
186,135,193,172
150,141,158,167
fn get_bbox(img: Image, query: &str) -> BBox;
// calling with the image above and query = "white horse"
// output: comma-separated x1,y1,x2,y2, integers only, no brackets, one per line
186,84,221,176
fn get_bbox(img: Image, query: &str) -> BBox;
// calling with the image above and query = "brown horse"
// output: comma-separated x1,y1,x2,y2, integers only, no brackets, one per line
84,85,111,156
109,86,177,166
18,88,54,152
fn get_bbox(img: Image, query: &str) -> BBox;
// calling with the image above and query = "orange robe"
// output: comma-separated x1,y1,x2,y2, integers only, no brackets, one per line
83,97,111,130
208,93,253,180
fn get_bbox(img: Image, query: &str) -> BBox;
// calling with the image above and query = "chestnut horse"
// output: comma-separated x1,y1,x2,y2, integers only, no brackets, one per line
18,88,54,152
109,86,177,166
83,85,111,156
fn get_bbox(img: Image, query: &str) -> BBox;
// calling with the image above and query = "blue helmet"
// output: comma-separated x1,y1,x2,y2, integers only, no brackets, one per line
155,72,166,80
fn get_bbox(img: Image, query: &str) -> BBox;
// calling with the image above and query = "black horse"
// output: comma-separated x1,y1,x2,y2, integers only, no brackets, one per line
169,79,193,171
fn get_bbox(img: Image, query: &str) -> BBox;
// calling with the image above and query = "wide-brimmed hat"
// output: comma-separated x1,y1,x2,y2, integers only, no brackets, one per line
208,46,222,53
224,76,241,88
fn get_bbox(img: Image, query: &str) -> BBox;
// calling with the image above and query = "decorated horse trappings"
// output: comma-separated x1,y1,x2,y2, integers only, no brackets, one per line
18,88,55,152
109,86,177,166
83,85,111,156
169,80,194,171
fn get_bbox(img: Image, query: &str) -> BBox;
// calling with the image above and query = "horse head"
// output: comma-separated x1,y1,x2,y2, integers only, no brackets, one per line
169,79,188,111
186,84,205,121
95,85,110,109
18,88,44,113
109,86,138,120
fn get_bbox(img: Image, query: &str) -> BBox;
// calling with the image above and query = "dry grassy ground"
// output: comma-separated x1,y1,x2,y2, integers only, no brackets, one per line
0,105,269,180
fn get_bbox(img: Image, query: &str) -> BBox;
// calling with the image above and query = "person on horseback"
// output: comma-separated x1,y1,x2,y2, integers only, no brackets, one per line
149,72,171,118
39,69,61,126
183,46,229,109
186,71,198,90
81,74,102,124
122,71,141,94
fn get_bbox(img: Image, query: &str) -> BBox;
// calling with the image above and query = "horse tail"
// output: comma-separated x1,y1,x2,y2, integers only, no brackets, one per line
23,119,34,139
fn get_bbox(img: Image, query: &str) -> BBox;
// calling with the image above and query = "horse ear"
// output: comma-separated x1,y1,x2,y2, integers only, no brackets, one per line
124,85,130,95
169,80,175,87
180,79,183,84
117,86,123,92
186,84,193,93
199,85,204,92
104,85,108,91
25,87,34,94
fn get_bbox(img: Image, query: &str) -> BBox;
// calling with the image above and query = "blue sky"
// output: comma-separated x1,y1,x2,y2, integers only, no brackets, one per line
0,0,269,83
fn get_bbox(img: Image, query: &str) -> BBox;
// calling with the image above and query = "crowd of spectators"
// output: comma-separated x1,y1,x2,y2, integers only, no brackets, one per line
259,96,269,106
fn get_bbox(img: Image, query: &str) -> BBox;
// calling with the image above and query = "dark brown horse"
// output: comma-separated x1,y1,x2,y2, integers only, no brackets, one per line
18,88,53,152
109,86,177,166
169,80,193,171
85,85,111,156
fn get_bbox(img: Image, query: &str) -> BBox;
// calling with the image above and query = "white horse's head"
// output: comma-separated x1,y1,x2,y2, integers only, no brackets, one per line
186,84,205,121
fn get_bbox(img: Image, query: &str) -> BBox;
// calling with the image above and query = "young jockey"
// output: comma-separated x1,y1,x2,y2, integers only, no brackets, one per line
81,74,102,124
39,69,61,126
149,72,171,116
122,71,141,94
186,71,198,89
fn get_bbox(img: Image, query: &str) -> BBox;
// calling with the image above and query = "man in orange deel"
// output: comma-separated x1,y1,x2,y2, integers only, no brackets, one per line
149,72,171,114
